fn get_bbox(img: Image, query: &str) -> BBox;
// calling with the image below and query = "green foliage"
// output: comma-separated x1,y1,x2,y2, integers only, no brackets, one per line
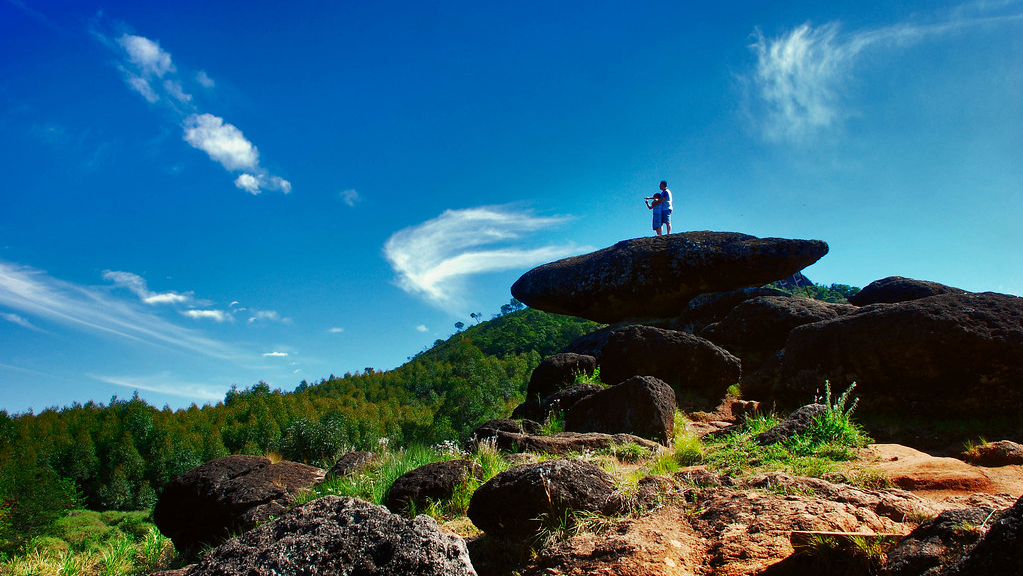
573,366,605,387
768,281,860,303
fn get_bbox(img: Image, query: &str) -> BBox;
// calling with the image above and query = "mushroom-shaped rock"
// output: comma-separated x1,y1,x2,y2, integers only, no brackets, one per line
468,458,623,540
511,232,829,323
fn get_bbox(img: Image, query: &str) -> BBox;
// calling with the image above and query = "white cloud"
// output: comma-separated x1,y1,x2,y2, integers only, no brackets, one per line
102,29,290,195
328,327,344,333
195,70,215,88
416,324,429,332
90,372,224,402
263,351,288,358
745,7,1023,143
340,189,361,207
183,113,259,171
0,260,240,359
183,309,230,322
248,309,289,324
102,270,193,305
2,311,44,332
384,206,586,312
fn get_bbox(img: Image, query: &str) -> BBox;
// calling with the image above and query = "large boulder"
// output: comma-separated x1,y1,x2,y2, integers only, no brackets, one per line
177,496,477,576
325,450,375,480
564,376,676,445
510,232,829,323
700,295,852,373
882,507,998,576
940,494,1023,575
848,276,967,306
744,292,1023,416
669,287,790,333
526,353,598,400
598,325,741,406
383,459,484,513
153,455,325,552
468,458,624,541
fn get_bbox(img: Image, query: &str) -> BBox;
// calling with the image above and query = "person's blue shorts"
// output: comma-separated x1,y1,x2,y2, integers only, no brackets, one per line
653,209,671,229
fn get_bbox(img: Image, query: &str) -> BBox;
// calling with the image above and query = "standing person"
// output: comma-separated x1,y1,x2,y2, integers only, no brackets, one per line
644,180,672,236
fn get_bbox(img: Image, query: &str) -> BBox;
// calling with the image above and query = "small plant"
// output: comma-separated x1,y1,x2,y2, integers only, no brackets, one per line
573,366,605,386
539,412,565,436
612,442,650,463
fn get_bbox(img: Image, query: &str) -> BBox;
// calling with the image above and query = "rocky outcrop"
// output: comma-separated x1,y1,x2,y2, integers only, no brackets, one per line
469,418,542,449
383,459,484,513
598,325,741,406
670,287,789,333
882,507,997,576
511,232,829,323
152,455,324,552
700,295,852,373
744,292,1023,416
326,450,375,479
848,276,967,306
468,458,625,541
526,353,597,400
939,494,1023,575
961,440,1023,467
176,496,477,576
563,376,675,445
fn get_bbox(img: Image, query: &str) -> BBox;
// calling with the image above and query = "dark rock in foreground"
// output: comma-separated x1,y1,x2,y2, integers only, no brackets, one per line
848,276,967,306
179,496,477,576
511,231,829,323
940,494,1023,575
883,507,998,576
468,458,624,541
153,455,324,552
383,459,483,513
564,375,676,445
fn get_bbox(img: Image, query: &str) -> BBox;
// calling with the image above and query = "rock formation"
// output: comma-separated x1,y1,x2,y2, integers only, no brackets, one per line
152,454,324,552
175,496,477,576
511,231,829,323
563,375,676,445
848,276,968,306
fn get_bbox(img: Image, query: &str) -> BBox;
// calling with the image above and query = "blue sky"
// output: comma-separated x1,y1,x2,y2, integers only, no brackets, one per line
1,0,1021,414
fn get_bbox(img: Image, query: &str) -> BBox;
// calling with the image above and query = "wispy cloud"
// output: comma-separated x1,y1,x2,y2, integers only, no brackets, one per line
416,325,429,332
102,270,193,305
263,351,289,358
0,260,240,359
340,189,361,207
89,373,224,402
745,4,1023,143
99,26,291,194
183,309,231,322
328,327,344,334
384,206,586,312
2,311,45,332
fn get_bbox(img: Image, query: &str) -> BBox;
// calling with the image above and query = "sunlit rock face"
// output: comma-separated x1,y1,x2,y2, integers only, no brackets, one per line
511,231,829,324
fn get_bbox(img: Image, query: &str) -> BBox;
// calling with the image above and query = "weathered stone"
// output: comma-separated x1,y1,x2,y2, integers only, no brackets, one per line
598,325,741,407
882,507,997,576
383,459,484,513
962,440,1023,467
526,353,598,400
563,375,675,445
153,455,325,552
468,458,624,541
753,404,828,446
848,276,967,306
178,496,477,576
469,418,542,449
744,292,1023,416
326,450,375,480
940,494,1023,575
510,231,829,323
701,295,852,373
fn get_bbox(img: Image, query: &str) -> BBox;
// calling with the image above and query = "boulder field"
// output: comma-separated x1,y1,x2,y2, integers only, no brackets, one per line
154,231,1023,575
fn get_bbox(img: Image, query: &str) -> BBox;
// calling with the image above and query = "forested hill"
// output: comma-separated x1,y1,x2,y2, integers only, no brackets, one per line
0,306,596,549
